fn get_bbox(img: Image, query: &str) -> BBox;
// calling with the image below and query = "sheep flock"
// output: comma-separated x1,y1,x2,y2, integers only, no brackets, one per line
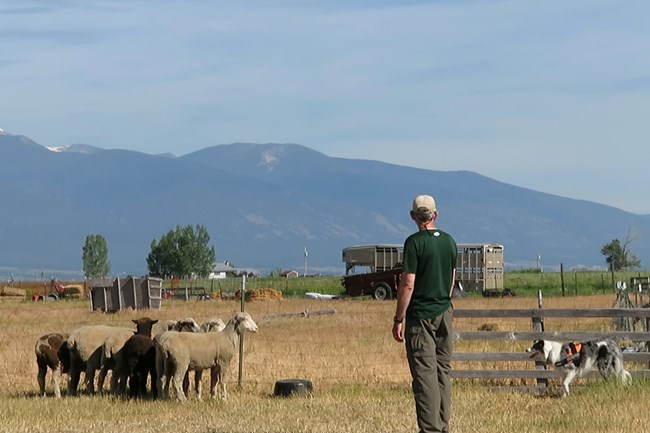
36,312,257,400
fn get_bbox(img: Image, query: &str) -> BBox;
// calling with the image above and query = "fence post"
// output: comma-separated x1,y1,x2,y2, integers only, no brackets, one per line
532,290,547,388
237,274,247,389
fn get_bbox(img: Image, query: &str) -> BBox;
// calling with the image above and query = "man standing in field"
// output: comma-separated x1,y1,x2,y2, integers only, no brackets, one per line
392,194,457,433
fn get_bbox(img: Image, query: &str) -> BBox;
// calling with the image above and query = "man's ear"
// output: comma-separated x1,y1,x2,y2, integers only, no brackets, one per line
409,210,416,220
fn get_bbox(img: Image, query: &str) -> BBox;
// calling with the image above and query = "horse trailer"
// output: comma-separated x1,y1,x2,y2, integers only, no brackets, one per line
455,243,504,293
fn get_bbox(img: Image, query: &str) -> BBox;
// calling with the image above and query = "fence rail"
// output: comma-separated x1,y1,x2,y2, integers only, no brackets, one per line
450,308,650,390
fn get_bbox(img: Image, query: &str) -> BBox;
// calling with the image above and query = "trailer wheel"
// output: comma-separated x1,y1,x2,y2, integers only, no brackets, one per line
372,282,392,300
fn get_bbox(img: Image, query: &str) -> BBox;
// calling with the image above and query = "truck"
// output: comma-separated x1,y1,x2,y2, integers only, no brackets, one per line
340,245,403,300
340,243,505,299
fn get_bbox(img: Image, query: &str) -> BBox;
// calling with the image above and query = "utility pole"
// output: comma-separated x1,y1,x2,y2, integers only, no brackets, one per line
303,246,308,277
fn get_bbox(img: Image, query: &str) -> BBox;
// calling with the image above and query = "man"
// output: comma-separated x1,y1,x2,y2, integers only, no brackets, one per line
392,194,457,433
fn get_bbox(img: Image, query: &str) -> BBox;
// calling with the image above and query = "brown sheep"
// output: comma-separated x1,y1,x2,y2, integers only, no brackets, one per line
35,332,69,398
121,335,157,398
111,318,159,398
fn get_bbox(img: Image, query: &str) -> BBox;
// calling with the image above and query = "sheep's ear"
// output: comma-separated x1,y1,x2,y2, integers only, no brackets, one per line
132,319,138,324
152,320,158,325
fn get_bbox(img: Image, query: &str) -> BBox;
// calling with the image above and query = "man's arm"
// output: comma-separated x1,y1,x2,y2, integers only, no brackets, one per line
392,272,415,343
449,268,456,297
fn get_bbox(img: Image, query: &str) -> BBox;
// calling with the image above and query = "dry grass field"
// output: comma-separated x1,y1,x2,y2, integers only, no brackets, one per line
0,293,649,433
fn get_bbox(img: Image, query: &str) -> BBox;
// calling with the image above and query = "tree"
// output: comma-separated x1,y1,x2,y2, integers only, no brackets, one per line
82,234,111,278
600,228,641,271
147,224,216,278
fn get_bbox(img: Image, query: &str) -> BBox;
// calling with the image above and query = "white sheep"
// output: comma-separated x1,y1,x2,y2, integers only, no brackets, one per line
98,331,134,394
35,332,69,398
153,317,201,397
157,312,258,401
200,317,226,333
185,316,227,394
155,316,226,398
62,325,134,395
166,317,201,333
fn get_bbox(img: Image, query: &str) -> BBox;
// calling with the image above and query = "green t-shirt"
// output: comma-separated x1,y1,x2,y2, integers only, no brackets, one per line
402,228,457,319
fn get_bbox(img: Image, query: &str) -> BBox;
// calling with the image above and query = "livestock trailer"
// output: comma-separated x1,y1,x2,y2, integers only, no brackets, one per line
456,243,504,293
342,244,403,275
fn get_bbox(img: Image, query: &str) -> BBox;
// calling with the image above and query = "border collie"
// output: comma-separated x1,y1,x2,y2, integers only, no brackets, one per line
526,339,632,397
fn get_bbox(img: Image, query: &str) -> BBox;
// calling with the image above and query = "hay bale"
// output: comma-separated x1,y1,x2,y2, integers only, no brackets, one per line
1,287,26,297
477,323,499,331
62,284,85,298
233,288,283,301
219,291,237,300
249,288,282,301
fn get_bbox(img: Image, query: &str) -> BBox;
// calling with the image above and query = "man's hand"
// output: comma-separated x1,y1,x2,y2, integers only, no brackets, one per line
392,321,404,342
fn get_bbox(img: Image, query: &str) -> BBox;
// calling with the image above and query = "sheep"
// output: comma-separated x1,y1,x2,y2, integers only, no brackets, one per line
35,332,69,398
157,312,258,401
60,325,134,395
173,316,228,396
171,317,201,333
108,318,159,396
200,317,226,333
121,335,157,398
153,317,201,398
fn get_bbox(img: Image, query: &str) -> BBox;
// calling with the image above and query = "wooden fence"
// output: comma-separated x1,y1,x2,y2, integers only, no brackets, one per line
450,308,650,393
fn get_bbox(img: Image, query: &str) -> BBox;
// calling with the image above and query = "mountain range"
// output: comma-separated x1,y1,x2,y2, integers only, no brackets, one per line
1,129,648,280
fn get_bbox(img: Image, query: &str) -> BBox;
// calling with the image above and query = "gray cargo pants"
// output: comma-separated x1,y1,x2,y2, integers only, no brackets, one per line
405,308,452,433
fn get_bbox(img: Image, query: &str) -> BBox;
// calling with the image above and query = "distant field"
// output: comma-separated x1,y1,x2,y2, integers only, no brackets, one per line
4,269,649,300
1,292,649,432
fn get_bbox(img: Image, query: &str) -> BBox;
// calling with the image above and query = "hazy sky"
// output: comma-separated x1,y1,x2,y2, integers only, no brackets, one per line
2,1,650,214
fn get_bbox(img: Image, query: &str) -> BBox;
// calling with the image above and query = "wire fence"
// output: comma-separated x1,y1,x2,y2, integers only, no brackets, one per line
0,282,636,398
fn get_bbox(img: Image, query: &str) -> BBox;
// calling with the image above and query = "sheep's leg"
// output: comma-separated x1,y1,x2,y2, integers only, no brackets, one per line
119,373,129,395
139,370,148,397
85,365,97,394
117,362,130,395
182,372,190,397
98,366,110,394
209,366,219,399
159,374,168,399
52,365,62,398
150,366,158,399
194,370,203,400
161,361,172,399
220,379,228,401
155,351,166,399
130,368,143,398
172,365,189,402
160,353,174,399
68,367,80,396
36,359,47,397
219,363,229,400
112,359,126,395
128,373,139,398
